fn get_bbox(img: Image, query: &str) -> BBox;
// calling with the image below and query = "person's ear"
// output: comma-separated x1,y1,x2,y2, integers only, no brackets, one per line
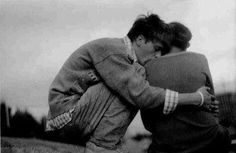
136,35,145,47
186,42,190,48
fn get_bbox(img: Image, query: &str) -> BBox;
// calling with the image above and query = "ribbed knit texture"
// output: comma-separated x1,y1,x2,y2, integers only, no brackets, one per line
141,52,220,153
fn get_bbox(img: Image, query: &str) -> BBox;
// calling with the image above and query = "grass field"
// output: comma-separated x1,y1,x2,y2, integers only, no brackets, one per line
2,136,236,153
1,136,151,153
1,137,85,153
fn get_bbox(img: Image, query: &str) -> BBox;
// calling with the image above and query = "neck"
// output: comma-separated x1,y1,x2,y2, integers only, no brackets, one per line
168,46,184,55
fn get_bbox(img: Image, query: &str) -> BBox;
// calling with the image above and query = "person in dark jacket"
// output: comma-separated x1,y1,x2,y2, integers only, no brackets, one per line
141,22,230,153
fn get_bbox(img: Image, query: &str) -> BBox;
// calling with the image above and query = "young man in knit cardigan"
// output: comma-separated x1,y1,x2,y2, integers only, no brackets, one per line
141,22,230,153
46,14,215,153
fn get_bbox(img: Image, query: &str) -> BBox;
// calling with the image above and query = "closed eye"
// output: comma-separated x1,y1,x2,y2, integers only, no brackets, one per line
155,47,163,52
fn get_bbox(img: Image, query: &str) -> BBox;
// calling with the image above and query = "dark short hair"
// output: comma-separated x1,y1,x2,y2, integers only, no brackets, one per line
169,22,192,51
127,13,172,52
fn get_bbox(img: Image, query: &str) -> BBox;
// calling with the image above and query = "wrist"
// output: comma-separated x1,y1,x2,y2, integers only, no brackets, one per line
190,92,201,106
196,91,204,107
178,93,201,106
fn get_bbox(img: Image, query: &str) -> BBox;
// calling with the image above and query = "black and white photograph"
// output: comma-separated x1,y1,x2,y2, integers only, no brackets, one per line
1,0,236,153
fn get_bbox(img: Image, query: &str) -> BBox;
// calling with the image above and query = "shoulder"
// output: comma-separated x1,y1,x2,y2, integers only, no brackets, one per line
85,38,125,50
77,37,128,64
186,51,209,63
84,37,126,54
145,51,208,69
171,51,208,63
186,51,206,58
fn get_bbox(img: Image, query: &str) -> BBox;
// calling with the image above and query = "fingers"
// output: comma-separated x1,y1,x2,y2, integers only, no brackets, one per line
210,100,219,110
206,100,220,116
211,95,216,101
197,86,215,106
206,86,211,91
210,104,219,110
200,86,210,91
204,94,214,105
211,100,219,105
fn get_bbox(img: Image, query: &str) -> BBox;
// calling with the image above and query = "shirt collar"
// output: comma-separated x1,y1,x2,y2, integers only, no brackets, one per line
123,36,137,62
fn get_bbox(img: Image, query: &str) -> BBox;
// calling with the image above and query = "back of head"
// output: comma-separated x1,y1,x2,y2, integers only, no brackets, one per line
169,22,192,51
127,13,172,53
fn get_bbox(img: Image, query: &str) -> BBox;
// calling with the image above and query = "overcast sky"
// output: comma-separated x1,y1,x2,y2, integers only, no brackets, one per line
1,0,236,120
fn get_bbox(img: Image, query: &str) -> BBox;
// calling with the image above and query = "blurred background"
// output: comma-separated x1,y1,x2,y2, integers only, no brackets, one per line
1,0,236,152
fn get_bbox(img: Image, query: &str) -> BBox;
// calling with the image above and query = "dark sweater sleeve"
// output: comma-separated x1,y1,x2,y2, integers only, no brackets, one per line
200,55,215,95
95,53,165,109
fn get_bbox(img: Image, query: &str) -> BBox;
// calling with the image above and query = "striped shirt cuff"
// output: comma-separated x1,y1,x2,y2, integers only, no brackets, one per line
163,89,179,114
46,108,74,131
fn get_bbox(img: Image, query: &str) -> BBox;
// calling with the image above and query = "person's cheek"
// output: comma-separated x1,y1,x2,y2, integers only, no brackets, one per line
154,52,161,58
